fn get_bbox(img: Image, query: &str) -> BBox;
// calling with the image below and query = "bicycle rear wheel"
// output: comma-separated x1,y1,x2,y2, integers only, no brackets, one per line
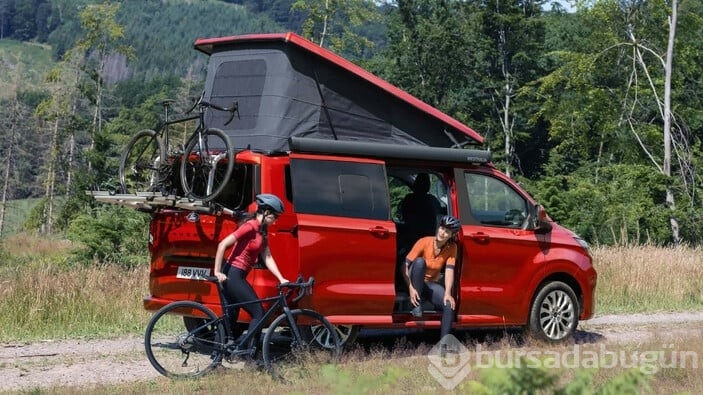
144,301,225,378
179,128,234,202
262,309,341,380
119,129,166,194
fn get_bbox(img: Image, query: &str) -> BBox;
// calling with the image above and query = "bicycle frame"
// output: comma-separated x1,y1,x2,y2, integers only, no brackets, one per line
189,277,309,358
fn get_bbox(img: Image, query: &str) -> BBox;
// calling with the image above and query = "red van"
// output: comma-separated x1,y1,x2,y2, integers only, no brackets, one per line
97,33,596,345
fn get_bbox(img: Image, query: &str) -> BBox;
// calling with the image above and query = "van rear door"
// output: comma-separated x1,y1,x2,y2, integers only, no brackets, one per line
290,154,396,316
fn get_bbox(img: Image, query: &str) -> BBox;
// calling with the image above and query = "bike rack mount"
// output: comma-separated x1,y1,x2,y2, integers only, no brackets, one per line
87,191,234,216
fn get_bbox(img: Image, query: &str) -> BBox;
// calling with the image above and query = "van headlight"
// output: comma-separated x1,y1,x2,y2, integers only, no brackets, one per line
573,235,590,253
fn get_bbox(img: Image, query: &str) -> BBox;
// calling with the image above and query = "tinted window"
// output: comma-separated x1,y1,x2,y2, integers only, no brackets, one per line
215,163,255,210
291,159,390,220
464,173,527,227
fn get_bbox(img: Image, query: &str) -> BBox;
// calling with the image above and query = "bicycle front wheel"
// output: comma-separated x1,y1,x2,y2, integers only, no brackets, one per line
119,129,166,194
179,128,234,202
262,309,341,379
144,301,225,378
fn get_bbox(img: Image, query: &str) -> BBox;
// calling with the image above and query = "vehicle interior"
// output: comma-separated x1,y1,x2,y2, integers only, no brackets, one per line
387,167,460,316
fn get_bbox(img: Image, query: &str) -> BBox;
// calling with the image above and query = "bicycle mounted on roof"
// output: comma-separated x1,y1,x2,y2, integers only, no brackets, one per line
118,94,238,202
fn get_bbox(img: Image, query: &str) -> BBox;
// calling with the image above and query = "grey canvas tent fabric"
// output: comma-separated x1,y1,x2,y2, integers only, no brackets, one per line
196,33,483,153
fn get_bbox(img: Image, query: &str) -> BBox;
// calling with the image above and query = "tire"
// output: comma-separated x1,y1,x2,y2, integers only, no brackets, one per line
527,281,579,342
119,129,166,194
303,324,359,350
144,301,225,378
179,128,234,202
262,309,341,380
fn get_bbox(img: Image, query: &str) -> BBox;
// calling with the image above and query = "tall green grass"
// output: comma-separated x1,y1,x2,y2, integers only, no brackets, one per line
0,234,150,342
1,234,702,343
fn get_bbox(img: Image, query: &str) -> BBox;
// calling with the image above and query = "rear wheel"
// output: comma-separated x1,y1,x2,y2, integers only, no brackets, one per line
119,129,166,194
527,281,579,342
263,309,340,380
145,301,224,378
179,127,234,202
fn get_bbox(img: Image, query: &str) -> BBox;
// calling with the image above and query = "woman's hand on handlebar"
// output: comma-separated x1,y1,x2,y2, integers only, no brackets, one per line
214,272,228,282
278,277,290,285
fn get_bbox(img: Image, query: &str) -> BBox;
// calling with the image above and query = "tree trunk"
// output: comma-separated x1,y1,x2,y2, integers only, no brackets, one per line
0,125,15,238
664,0,679,244
43,118,60,234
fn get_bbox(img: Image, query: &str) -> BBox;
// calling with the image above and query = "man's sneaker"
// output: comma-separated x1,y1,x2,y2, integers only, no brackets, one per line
411,305,423,318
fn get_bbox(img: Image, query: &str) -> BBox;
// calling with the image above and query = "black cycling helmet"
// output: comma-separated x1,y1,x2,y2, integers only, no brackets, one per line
439,215,461,233
256,193,284,215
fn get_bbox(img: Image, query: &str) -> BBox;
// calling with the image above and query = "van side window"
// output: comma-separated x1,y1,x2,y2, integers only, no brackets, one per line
464,173,527,227
290,159,390,220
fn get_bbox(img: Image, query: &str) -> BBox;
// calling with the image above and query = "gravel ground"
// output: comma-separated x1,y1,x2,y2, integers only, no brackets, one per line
1,311,702,393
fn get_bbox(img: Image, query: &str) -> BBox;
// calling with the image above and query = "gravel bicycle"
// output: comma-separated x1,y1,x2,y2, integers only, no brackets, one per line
118,95,236,202
144,276,341,379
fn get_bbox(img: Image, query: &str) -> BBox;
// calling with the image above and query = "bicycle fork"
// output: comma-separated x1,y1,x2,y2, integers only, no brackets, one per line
281,307,306,349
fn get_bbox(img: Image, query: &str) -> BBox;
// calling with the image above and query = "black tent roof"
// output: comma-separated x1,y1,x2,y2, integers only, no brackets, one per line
193,32,483,152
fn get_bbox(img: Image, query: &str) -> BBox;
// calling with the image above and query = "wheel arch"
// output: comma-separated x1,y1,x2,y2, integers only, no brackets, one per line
528,272,584,320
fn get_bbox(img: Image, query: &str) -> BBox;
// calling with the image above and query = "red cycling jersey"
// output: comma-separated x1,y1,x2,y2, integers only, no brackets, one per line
226,219,263,273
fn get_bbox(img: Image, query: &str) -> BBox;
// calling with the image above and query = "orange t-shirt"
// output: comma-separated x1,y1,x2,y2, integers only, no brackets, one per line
405,236,457,282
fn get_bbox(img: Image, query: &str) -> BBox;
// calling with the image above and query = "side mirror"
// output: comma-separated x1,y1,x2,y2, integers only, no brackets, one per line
527,204,552,233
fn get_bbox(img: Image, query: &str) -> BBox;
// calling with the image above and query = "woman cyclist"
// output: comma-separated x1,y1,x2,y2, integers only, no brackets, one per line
404,215,461,340
214,193,289,338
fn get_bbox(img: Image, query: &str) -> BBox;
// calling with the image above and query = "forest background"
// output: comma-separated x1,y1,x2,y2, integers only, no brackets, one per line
1,0,703,264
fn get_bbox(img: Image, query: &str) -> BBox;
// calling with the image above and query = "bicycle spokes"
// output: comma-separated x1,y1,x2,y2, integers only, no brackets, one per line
180,128,233,202
262,310,341,380
144,302,224,378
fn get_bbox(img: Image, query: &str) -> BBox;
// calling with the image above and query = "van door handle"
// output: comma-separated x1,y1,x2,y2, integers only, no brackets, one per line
469,232,490,243
368,226,390,238
278,225,298,238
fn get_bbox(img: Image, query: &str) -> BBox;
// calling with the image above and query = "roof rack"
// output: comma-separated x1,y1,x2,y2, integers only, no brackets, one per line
87,191,235,216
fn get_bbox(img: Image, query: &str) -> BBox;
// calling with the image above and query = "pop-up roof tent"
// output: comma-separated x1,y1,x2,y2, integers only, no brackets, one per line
193,32,483,153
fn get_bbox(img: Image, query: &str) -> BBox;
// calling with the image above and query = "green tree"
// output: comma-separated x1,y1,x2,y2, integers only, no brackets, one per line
75,1,134,169
481,0,546,177
291,0,382,55
378,0,488,132
529,0,703,245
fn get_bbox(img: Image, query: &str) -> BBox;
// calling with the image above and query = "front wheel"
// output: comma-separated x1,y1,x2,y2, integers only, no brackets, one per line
119,129,166,194
179,128,234,202
262,309,341,379
145,301,225,378
527,281,579,342
304,324,359,350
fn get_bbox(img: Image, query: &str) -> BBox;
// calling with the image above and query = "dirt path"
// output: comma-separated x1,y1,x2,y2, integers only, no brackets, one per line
1,311,703,393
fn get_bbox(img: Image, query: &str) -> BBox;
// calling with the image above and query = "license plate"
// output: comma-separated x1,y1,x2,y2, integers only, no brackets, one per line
176,266,211,280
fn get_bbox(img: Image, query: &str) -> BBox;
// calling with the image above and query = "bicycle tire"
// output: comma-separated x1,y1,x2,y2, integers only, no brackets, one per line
262,309,341,380
144,301,225,378
119,129,167,194
179,127,234,202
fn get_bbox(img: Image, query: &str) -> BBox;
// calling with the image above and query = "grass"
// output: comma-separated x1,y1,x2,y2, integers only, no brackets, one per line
0,198,42,236
0,233,151,342
0,40,54,98
592,245,703,313
1,234,702,393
